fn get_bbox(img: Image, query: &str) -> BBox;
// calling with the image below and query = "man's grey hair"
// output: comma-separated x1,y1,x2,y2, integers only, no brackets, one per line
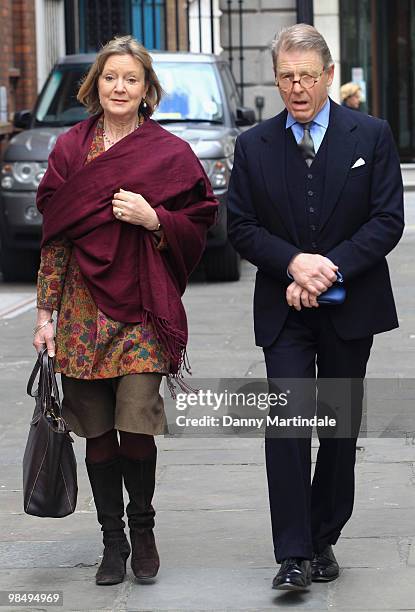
271,23,333,73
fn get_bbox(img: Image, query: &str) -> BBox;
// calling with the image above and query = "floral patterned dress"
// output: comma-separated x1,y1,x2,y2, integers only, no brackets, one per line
37,117,170,379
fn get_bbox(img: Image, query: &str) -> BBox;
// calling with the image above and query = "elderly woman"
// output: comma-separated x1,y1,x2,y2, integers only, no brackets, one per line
33,35,217,586
340,82,361,110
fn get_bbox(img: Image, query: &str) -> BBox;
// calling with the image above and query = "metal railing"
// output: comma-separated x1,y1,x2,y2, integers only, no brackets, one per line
224,0,244,104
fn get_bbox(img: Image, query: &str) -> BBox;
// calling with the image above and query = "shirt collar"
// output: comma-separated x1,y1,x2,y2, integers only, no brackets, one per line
285,97,330,129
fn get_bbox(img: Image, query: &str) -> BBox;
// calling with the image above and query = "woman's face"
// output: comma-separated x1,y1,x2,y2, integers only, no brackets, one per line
98,54,148,121
346,92,361,109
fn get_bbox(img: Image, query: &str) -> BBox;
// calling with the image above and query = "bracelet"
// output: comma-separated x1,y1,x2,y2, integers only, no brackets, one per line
33,318,54,335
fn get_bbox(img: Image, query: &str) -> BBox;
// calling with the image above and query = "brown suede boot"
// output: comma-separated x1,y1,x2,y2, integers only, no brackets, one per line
86,457,131,585
120,451,160,580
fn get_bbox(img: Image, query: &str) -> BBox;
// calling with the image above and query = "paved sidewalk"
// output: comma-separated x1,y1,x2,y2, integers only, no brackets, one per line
0,200,415,611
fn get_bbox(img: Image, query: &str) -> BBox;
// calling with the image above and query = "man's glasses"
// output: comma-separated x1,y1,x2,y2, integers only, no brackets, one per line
276,70,324,92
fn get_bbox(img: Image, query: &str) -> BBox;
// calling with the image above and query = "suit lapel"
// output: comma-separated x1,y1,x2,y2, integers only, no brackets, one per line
319,100,358,231
260,111,300,245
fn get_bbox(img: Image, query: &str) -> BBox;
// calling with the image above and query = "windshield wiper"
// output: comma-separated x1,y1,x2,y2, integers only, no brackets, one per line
35,119,84,127
156,118,223,125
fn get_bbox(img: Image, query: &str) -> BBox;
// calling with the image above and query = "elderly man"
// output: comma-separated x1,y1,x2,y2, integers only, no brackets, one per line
227,24,404,591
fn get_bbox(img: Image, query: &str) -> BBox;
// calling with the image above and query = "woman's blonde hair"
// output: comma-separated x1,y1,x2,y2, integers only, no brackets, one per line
340,82,361,101
77,35,163,116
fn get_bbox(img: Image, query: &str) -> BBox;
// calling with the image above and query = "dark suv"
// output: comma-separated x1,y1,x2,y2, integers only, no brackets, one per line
0,52,254,282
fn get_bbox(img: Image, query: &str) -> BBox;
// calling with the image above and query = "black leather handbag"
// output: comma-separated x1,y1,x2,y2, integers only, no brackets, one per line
23,348,77,517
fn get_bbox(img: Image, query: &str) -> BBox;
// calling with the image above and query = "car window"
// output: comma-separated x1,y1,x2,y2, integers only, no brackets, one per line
218,63,241,121
35,65,89,126
153,62,224,123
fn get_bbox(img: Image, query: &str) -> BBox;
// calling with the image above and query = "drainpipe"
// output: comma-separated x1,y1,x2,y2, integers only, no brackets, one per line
296,0,314,25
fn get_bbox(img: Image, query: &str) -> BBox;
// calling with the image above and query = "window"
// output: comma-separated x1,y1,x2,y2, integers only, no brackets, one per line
78,0,166,53
35,65,89,126
153,62,224,122
219,63,241,122
79,0,131,53
132,0,165,49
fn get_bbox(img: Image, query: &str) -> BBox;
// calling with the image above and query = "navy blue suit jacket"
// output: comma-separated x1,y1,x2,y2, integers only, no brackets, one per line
227,99,404,347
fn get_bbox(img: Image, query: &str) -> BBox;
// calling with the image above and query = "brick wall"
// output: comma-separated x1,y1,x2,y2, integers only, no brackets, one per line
12,0,38,111
0,0,37,118
0,0,37,155
0,0,13,119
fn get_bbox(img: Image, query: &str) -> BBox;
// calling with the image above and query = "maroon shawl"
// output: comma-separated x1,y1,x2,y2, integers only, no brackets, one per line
37,114,218,380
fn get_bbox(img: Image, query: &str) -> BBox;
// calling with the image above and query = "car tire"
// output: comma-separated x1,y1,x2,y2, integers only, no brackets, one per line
204,240,241,282
0,246,39,282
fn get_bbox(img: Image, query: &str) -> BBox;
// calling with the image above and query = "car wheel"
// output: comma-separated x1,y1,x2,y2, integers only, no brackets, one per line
204,240,241,282
0,246,39,282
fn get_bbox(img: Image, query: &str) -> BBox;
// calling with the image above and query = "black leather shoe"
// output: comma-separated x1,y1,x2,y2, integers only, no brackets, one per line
272,558,312,591
311,545,339,582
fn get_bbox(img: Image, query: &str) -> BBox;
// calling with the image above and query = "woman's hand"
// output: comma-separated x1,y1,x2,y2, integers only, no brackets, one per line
112,188,160,230
33,308,55,357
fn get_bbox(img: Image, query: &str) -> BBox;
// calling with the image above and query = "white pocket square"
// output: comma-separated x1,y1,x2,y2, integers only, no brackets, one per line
351,157,365,169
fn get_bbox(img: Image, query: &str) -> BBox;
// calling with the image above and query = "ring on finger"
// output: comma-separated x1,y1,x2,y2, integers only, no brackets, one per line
116,209,123,218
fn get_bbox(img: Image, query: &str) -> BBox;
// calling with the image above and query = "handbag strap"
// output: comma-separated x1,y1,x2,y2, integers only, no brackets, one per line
46,350,61,407
27,348,45,398
27,348,62,415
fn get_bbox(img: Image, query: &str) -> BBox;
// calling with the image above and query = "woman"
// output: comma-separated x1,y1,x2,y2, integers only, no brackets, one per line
33,35,217,586
340,82,361,110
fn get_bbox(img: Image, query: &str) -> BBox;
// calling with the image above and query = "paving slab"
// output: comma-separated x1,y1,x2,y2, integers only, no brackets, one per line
0,568,122,612
354,463,415,509
156,463,268,511
342,507,415,539
358,438,415,463
328,568,415,610
1,514,99,544
0,540,100,569
156,446,265,466
334,537,402,569
156,508,274,569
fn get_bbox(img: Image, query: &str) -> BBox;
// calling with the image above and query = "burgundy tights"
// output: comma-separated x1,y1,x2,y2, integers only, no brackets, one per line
86,429,156,463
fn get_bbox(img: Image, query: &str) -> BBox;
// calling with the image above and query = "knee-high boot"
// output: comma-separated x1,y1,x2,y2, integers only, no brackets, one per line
85,457,131,585
120,450,160,580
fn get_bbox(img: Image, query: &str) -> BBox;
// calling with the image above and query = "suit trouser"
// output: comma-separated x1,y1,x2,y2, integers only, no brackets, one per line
263,308,373,562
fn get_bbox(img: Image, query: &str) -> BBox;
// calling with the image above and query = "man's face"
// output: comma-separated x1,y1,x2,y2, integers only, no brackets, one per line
275,49,334,123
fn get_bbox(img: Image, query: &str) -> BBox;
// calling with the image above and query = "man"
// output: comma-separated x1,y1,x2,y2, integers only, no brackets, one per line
227,24,404,591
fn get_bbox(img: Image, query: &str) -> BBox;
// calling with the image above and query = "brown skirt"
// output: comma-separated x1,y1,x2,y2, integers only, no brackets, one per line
61,373,166,438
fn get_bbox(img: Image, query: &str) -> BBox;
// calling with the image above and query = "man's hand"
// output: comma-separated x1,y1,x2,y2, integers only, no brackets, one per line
288,253,338,295
286,281,320,311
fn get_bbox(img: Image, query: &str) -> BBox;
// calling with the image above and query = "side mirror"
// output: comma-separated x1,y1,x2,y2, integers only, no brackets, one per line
13,110,32,129
235,106,256,126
